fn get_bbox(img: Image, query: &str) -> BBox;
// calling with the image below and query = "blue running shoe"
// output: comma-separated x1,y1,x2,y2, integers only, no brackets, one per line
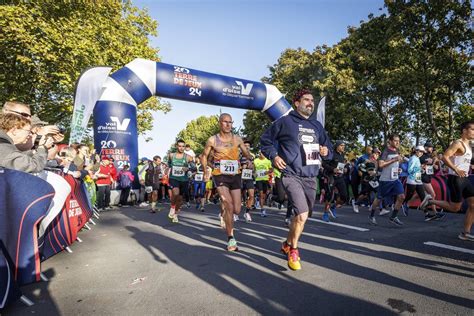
328,206,337,219
322,212,330,222
402,203,409,217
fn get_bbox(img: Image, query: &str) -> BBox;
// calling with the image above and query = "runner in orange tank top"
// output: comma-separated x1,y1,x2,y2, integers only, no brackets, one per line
202,113,253,251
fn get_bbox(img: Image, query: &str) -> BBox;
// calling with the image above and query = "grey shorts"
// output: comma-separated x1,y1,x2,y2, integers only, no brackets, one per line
282,175,317,216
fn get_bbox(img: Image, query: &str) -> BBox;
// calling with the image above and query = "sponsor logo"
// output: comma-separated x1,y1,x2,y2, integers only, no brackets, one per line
235,81,253,96
110,116,130,131
97,116,132,135
222,80,255,100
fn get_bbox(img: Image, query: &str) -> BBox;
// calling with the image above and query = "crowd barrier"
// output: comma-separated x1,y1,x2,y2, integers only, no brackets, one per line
0,167,97,309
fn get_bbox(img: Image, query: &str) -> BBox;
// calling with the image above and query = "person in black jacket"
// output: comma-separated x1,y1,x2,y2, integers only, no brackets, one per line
321,140,348,222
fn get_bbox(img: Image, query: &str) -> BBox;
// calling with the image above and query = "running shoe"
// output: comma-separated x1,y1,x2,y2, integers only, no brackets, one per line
379,208,391,216
168,208,175,220
284,217,291,227
458,232,474,241
419,194,433,210
288,248,301,271
172,214,179,223
352,200,359,213
219,215,226,229
227,238,238,251
389,216,404,226
233,214,239,222
195,203,200,209
200,206,205,212
281,240,290,255
322,212,330,222
424,213,437,222
149,208,156,214
328,206,337,219
368,216,377,225
244,212,252,223
435,211,446,220
402,203,409,217
186,202,191,208
261,209,267,217
139,202,149,207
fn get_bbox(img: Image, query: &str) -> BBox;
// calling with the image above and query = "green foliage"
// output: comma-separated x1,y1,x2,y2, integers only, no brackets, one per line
244,0,472,153
241,110,272,150
0,0,171,138
172,115,220,155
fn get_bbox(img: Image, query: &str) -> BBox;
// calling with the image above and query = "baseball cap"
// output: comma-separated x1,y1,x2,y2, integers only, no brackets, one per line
372,147,381,154
415,145,426,152
30,115,49,127
424,141,433,148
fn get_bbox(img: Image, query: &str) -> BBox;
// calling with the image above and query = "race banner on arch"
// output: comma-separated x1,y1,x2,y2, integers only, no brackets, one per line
93,59,293,170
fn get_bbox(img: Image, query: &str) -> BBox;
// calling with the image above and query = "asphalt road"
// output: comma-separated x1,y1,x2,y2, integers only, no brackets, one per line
4,201,473,315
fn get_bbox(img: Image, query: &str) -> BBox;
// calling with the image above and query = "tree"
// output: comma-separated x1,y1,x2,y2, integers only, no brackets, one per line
172,115,220,155
241,110,272,149
0,0,171,138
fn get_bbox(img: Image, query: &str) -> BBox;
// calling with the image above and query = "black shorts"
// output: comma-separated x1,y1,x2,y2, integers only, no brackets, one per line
242,179,255,190
169,178,189,194
447,175,474,203
360,182,378,195
255,180,269,193
421,174,432,184
213,174,242,191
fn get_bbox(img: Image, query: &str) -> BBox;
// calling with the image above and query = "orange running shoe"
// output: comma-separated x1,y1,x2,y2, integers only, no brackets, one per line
281,240,290,255
288,248,301,271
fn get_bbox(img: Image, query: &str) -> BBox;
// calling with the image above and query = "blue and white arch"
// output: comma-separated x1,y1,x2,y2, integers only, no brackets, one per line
93,58,292,169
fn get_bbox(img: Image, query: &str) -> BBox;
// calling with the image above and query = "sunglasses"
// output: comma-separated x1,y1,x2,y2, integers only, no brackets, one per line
8,109,32,118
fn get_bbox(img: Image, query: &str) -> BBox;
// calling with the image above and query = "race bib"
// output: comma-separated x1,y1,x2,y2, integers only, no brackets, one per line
391,167,399,180
172,166,185,177
415,172,421,182
241,169,253,180
369,180,379,188
426,166,434,175
337,163,345,173
220,160,239,175
256,170,267,178
303,143,321,166
194,173,204,182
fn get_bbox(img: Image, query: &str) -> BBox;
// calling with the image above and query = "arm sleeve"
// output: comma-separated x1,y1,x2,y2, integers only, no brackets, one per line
260,121,281,161
3,147,47,173
318,125,333,161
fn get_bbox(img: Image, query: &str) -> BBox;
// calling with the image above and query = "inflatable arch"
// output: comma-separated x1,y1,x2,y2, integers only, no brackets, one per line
93,58,292,169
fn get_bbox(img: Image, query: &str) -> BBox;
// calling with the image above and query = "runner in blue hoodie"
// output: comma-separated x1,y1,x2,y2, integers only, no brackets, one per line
260,88,333,271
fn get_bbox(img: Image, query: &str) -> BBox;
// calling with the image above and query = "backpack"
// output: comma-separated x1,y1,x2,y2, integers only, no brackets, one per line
119,172,132,189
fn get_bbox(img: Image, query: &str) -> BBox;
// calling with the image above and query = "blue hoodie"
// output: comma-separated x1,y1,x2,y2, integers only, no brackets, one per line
260,110,333,177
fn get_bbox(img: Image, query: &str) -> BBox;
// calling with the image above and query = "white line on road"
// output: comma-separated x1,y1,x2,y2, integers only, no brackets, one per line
424,241,474,255
308,218,370,232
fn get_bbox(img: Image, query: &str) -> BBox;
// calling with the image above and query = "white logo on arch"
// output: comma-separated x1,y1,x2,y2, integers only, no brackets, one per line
235,81,253,96
110,116,130,131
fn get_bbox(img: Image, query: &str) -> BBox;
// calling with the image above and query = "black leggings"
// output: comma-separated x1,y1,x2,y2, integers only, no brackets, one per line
273,177,294,218
403,184,426,205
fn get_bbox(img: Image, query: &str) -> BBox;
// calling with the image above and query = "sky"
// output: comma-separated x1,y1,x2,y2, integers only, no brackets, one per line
133,0,385,158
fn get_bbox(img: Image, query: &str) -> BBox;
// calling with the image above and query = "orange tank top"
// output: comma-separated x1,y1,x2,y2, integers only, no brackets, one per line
212,134,241,176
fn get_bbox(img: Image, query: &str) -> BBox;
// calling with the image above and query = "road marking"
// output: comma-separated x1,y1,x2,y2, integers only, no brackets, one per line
424,241,474,255
308,218,370,232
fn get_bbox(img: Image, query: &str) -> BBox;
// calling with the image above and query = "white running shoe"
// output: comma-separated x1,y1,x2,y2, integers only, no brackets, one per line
284,217,291,227
419,194,433,210
233,214,239,222
219,215,226,229
352,200,359,213
139,202,149,207
260,209,267,217
243,212,252,222
379,208,391,216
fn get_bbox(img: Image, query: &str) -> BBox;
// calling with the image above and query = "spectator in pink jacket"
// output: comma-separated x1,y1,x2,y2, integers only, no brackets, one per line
118,164,135,207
